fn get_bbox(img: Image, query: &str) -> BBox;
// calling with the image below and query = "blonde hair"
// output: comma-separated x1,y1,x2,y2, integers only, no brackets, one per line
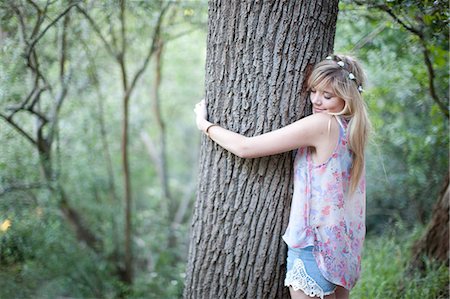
307,54,371,194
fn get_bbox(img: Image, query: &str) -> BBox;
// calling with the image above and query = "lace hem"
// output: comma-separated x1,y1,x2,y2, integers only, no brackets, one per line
284,258,335,299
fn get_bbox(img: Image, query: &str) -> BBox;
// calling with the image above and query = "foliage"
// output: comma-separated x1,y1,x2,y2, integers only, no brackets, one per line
0,0,447,297
336,3,449,232
0,198,117,298
0,0,207,297
353,223,449,299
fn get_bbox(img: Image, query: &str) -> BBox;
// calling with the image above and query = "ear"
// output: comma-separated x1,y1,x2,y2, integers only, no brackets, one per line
339,100,351,116
345,100,353,115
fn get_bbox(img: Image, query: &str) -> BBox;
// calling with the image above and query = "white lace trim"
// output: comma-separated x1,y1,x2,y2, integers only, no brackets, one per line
284,258,335,299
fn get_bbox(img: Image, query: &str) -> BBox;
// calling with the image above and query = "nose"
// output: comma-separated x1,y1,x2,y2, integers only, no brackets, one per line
311,92,321,105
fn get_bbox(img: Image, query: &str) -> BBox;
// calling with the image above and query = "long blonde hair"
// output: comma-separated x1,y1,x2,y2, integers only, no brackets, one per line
307,54,371,194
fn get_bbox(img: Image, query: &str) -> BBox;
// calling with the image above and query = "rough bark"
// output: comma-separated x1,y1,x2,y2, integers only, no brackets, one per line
410,176,449,270
184,1,339,298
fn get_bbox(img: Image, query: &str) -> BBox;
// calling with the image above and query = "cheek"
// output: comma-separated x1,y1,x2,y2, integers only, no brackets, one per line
336,99,345,110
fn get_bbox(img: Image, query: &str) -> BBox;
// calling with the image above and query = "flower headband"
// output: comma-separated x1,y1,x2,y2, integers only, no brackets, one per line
326,56,364,93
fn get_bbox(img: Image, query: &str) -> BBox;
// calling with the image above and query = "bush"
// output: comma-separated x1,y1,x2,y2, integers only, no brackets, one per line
352,223,449,299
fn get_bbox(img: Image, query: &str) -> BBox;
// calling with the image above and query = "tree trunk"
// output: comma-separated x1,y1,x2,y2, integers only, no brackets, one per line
410,175,449,271
38,147,100,250
184,1,339,298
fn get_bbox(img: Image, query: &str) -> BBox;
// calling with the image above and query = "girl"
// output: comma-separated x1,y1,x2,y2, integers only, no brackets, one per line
194,54,370,299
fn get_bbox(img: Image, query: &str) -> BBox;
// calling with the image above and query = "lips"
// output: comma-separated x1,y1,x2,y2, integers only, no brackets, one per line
313,107,325,113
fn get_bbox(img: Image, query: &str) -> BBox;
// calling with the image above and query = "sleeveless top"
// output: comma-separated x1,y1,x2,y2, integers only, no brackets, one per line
282,116,366,290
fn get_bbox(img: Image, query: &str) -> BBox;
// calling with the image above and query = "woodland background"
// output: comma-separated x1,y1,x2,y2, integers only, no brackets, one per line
0,1,448,298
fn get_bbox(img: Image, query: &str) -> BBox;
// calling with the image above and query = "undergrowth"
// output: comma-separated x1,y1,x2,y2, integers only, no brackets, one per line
352,223,449,299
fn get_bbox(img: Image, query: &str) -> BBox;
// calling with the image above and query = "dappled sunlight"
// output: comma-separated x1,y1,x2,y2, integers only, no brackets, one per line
0,219,11,232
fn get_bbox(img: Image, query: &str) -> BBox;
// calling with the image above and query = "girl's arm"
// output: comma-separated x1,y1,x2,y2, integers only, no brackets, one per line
194,100,331,158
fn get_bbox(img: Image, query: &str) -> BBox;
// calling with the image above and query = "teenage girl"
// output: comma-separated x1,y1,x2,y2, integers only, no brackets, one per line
194,54,370,299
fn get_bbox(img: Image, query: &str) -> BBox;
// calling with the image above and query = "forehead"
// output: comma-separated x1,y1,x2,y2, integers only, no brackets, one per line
312,80,335,94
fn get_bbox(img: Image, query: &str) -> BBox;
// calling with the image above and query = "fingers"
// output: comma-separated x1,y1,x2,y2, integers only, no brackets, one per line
194,99,206,111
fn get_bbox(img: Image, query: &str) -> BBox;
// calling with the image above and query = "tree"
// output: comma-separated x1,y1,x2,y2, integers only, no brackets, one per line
350,0,449,272
410,176,449,270
353,0,449,117
184,1,339,298
0,1,99,249
0,0,175,288
76,0,171,284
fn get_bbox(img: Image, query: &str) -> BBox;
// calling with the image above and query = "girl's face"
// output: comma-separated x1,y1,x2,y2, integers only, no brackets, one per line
309,85,345,114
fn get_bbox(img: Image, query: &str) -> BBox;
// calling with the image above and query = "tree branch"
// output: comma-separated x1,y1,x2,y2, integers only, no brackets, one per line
81,41,120,206
354,0,448,118
59,12,69,79
76,4,117,60
119,0,129,91
120,0,126,60
43,12,72,148
354,1,422,37
27,45,54,98
27,1,80,57
126,2,171,98
27,0,45,39
25,0,42,15
11,3,29,44
421,40,449,117
106,9,119,51
47,71,71,147
5,79,47,117
0,112,37,146
0,182,47,197
165,26,202,43
5,104,49,124
351,22,386,52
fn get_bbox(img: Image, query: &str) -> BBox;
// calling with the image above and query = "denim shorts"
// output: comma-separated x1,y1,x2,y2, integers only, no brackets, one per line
285,246,336,299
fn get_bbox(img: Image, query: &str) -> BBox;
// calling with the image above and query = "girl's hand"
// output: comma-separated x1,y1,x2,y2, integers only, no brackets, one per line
194,99,209,132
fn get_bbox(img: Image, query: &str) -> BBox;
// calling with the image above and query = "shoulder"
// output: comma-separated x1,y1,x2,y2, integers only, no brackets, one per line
303,112,334,123
281,113,335,146
297,113,342,145
296,113,334,132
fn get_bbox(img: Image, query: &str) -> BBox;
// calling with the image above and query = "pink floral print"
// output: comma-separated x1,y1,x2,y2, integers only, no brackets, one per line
282,116,365,290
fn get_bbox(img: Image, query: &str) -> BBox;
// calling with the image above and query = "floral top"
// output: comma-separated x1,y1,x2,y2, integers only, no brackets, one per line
282,116,366,290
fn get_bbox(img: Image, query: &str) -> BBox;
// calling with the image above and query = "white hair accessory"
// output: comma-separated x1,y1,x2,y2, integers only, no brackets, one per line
325,54,364,93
